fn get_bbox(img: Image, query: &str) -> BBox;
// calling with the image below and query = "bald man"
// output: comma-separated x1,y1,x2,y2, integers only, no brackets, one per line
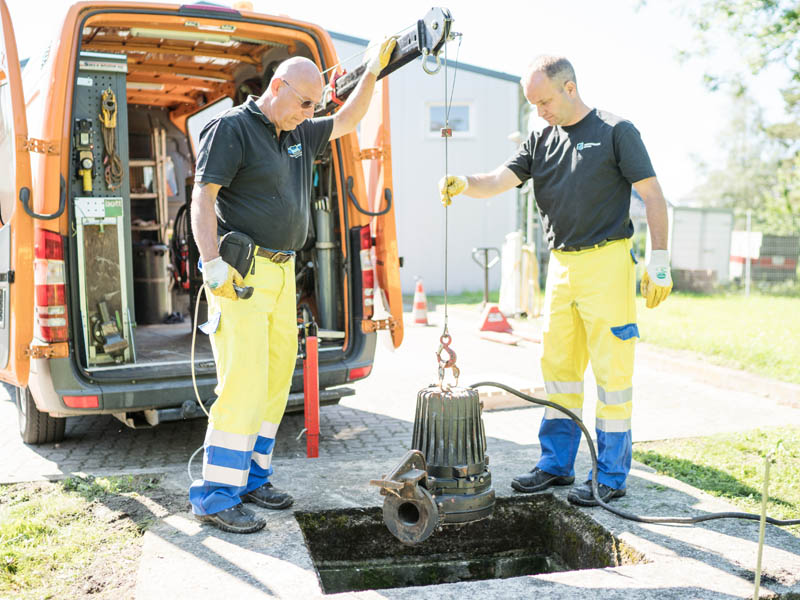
189,41,396,533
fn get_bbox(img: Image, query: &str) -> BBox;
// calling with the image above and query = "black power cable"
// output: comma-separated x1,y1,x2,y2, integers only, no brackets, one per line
171,202,190,289
469,381,800,527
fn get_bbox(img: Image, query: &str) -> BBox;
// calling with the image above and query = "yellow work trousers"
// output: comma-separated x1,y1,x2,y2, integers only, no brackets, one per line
536,238,638,490
190,255,297,515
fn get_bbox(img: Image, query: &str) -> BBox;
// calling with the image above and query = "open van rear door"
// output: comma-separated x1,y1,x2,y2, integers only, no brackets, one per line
359,78,403,348
0,0,35,386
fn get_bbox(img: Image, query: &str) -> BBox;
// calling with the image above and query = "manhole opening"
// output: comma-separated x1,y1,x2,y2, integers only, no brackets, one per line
296,494,644,594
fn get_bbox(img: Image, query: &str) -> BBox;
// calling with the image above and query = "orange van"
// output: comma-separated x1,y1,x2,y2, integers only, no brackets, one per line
0,1,450,444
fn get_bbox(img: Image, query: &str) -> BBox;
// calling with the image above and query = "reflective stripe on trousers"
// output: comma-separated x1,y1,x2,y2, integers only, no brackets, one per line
190,256,297,515
536,239,637,490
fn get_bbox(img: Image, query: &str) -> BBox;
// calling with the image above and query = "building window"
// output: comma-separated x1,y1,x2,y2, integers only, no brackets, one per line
428,103,473,137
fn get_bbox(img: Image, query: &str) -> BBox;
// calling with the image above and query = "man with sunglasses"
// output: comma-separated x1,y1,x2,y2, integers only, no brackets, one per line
189,38,396,533
439,55,672,508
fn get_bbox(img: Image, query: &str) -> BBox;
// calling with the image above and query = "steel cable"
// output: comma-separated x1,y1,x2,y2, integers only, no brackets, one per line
440,29,462,340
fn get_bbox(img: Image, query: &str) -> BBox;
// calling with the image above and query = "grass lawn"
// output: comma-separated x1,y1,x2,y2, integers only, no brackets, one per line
0,474,179,599
405,290,500,308
633,427,800,537
411,288,800,385
635,291,800,384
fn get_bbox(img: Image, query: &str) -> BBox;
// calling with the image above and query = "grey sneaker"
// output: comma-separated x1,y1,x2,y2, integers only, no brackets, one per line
511,467,575,493
195,504,266,533
567,481,626,507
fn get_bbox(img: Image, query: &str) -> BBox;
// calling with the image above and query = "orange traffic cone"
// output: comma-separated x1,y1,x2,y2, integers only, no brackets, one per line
413,279,429,325
479,304,513,333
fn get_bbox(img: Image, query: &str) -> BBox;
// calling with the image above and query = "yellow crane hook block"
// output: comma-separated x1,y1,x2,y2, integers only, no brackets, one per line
99,88,117,128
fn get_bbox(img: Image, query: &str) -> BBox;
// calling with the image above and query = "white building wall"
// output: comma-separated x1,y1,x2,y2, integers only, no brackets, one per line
331,36,520,295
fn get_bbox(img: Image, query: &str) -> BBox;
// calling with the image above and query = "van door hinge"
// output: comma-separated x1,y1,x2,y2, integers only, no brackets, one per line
17,135,60,155
356,147,388,161
0,271,13,284
361,317,399,334
25,343,69,359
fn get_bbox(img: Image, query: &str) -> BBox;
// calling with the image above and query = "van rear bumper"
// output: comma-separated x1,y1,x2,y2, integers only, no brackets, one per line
27,333,376,418
155,387,355,424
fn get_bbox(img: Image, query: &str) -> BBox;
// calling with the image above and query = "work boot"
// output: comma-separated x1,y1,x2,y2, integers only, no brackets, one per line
242,482,294,510
567,481,626,507
511,467,575,493
195,504,266,534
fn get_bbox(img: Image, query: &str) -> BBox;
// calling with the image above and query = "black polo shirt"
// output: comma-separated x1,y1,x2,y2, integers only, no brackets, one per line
195,96,334,250
504,109,655,250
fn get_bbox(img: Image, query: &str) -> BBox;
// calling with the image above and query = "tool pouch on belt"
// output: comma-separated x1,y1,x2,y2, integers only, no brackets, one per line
219,231,255,279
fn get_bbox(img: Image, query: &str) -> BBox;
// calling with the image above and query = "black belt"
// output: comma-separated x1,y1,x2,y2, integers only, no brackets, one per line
559,238,622,252
256,247,294,263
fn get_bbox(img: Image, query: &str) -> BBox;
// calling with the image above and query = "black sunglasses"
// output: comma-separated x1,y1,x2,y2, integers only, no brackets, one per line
282,79,323,111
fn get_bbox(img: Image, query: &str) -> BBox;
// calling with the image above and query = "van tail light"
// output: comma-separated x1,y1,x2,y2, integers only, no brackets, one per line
34,229,68,342
359,226,374,320
63,395,99,408
348,365,372,381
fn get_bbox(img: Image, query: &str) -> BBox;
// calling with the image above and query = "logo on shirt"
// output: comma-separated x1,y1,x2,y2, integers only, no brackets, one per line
576,142,601,151
287,143,303,159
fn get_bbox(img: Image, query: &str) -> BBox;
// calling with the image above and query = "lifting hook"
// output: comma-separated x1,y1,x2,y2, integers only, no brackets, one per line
436,331,460,387
421,47,443,75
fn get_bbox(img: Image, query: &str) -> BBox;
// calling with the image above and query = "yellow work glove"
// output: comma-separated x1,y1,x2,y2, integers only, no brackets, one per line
202,256,244,301
365,37,397,76
640,250,673,308
438,175,468,206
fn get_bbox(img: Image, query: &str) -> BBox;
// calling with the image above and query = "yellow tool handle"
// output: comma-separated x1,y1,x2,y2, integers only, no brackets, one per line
78,168,93,192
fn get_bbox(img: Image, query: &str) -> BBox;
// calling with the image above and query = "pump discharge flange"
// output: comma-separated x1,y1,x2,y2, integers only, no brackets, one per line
371,385,495,544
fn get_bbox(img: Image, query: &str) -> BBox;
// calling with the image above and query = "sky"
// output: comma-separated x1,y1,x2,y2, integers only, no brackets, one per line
4,0,789,202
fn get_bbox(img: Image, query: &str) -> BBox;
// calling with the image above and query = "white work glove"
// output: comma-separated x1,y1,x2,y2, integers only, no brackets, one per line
202,256,243,301
364,37,397,76
640,250,673,308
438,175,468,206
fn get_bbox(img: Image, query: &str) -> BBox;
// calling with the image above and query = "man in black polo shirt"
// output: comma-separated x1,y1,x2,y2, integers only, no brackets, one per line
439,55,673,507
189,39,396,533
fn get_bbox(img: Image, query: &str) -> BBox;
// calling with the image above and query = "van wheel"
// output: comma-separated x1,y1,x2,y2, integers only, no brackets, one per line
15,386,66,445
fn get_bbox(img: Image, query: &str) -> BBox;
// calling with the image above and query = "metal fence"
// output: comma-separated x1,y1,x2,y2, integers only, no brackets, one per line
731,211,799,294
516,200,799,297
629,207,798,295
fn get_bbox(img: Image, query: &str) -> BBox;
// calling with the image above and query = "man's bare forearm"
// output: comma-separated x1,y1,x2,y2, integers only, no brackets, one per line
329,72,378,140
633,177,668,250
191,182,222,262
463,166,523,199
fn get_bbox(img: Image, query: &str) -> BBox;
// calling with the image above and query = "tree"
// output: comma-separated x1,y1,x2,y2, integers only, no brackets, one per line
674,0,799,231
680,1,798,111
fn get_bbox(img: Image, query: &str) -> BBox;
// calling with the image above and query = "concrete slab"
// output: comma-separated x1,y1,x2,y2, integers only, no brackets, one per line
135,448,800,599
472,371,544,411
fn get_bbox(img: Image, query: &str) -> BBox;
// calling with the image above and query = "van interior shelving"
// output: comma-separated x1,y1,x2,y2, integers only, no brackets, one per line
73,12,346,374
